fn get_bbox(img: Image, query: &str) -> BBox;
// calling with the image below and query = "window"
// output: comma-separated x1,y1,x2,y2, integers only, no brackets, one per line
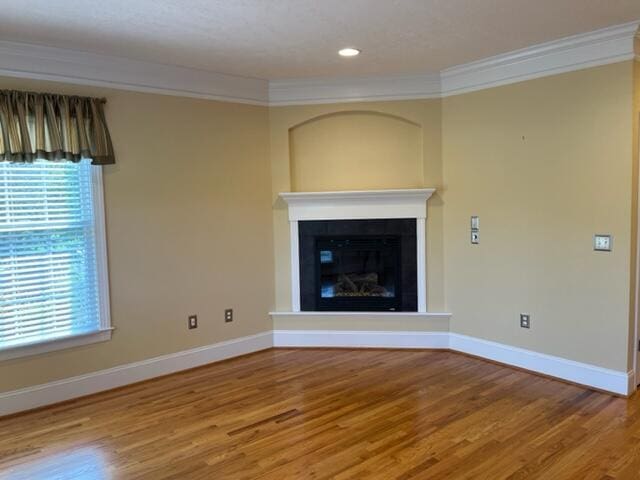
0,160,111,359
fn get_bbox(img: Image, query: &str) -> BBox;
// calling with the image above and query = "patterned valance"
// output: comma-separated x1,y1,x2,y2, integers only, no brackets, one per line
0,90,115,165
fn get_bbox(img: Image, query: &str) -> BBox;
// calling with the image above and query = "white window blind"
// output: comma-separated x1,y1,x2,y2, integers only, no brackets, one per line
0,160,103,351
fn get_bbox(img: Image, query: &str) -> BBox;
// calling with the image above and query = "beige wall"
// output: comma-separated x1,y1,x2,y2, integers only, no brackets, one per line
289,111,423,192
269,100,445,315
1,59,636,393
0,78,274,392
442,62,634,371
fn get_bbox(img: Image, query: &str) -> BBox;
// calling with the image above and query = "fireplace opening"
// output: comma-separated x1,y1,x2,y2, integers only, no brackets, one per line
299,219,417,312
316,236,401,311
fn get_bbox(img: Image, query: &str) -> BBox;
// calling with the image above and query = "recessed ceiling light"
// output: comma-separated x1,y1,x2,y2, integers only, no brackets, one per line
338,48,361,57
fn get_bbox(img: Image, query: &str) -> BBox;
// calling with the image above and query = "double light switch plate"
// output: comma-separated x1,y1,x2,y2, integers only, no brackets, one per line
470,216,479,244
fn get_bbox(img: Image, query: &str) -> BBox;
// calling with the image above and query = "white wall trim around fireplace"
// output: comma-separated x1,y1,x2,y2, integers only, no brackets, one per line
279,189,436,313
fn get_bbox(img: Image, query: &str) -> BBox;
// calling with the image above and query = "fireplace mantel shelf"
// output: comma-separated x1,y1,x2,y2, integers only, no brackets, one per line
279,188,435,202
279,188,436,222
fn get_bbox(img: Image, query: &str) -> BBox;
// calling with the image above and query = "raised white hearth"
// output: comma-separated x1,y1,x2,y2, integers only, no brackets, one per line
279,188,436,313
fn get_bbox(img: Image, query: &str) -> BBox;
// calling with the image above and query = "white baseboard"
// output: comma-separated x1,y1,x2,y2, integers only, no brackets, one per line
0,331,273,417
273,329,633,396
2,329,633,416
448,333,632,396
273,329,450,349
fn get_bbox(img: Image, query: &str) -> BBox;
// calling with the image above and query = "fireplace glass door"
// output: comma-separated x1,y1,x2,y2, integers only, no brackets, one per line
315,236,401,311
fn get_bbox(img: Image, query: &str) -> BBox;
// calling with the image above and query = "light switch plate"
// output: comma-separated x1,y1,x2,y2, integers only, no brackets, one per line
471,216,479,230
594,234,612,252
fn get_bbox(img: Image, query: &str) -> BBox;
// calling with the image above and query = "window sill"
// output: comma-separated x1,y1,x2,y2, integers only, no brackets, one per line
0,328,113,361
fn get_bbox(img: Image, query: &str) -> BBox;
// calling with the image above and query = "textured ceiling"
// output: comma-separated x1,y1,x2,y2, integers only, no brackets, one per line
0,0,639,80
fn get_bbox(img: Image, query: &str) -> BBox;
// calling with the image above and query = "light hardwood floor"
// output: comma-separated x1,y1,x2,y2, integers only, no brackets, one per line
1,348,639,479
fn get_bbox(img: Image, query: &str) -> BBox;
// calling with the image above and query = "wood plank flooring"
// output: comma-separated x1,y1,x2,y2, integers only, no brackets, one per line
1,348,640,479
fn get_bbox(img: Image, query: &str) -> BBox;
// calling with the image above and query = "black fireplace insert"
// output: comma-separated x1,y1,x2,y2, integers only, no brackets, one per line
299,219,417,312
316,236,401,311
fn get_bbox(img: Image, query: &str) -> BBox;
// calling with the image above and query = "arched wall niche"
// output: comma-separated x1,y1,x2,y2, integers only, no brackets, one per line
287,110,424,192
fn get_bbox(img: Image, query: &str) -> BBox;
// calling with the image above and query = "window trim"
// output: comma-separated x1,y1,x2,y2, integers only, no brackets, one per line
0,164,112,361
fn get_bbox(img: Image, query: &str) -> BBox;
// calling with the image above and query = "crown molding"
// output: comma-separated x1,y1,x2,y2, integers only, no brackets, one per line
0,21,637,106
440,20,639,96
0,41,270,105
272,20,638,104
269,73,441,106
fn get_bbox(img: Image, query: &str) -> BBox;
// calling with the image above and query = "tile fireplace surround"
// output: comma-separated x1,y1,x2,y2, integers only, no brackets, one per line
278,189,436,314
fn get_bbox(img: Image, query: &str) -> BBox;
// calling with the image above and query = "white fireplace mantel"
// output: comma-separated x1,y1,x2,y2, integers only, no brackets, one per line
279,188,436,313
279,188,435,222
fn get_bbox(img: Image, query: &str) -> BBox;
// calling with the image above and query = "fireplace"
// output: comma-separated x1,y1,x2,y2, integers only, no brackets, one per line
299,219,417,312
279,188,434,313
317,236,401,311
